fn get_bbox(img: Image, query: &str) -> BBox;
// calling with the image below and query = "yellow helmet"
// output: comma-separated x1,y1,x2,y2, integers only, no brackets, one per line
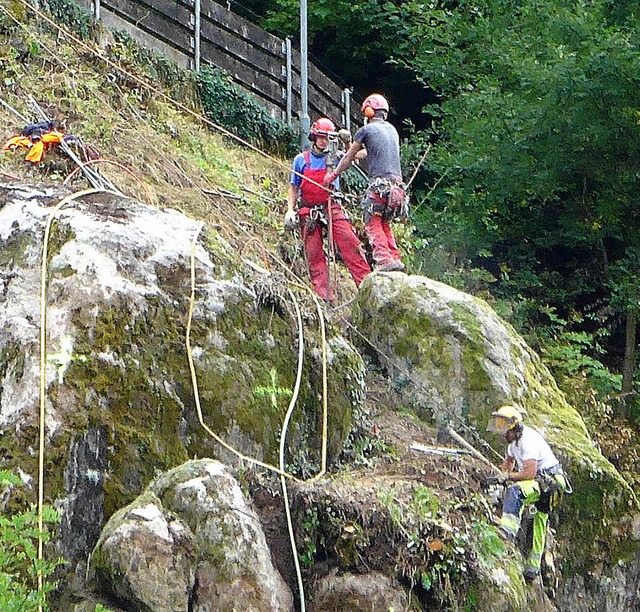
487,405,523,435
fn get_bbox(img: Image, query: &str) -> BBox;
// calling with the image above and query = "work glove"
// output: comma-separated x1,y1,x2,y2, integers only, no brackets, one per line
284,210,299,231
323,171,338,187
497,471,510,484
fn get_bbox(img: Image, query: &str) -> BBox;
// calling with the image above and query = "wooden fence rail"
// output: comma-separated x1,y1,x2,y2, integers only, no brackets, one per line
74,0,361,130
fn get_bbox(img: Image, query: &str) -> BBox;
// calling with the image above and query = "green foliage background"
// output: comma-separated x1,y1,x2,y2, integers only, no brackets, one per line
197,67,298,158
242,0,640,423
0,472,63,611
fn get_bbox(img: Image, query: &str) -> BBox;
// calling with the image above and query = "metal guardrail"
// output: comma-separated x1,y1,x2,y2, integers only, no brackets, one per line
75,0,360,130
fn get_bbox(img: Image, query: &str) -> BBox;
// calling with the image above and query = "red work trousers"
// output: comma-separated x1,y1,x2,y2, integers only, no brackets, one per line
365,215,401,266
299,204,371,300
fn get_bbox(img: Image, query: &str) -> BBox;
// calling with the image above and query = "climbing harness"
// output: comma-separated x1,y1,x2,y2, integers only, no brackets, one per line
363,176,409,222
299,203,328,233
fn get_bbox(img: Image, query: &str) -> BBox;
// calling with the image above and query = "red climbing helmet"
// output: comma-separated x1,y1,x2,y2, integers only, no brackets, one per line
361,93,389,118
309,117,336,141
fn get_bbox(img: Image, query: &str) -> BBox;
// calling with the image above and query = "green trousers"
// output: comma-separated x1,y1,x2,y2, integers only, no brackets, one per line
498,474,566,575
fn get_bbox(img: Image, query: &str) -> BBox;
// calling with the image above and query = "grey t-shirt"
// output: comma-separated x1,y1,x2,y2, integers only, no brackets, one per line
354,119,402,180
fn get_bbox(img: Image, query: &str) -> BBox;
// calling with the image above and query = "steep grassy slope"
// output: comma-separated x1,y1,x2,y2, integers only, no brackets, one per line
0,1,293,266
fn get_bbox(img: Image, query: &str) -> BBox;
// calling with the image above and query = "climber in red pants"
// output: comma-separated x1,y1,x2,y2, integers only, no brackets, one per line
324,94,408,272
285,118,371,301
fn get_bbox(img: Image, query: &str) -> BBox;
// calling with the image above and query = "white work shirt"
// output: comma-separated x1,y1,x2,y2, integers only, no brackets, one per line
507,425,559,473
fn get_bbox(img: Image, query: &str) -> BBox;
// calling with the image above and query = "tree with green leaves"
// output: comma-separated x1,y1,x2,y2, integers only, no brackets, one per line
385,0,640,416
233,0,640,416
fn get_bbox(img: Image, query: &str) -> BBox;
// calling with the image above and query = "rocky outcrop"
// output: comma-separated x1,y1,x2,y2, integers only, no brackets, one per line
2,183,639,610
0,183,363,598
89,459,293,611
352,272,640,608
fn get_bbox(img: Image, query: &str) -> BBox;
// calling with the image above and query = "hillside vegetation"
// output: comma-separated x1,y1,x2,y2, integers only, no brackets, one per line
1,0,291,258
1,2,640,611
1,0,639,520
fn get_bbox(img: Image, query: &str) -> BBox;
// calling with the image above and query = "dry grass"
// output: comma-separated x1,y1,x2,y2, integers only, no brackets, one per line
0,9,293,270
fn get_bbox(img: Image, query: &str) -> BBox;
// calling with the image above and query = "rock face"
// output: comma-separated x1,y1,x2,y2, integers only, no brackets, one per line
353,272,640,608
89,459,293,611
1,183,639,610
0,183,363,592
310,572,409,611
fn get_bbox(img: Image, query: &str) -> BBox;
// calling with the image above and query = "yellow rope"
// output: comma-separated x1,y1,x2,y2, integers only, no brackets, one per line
185,222,299,479
280,288,307,611
185,223,332,610
38,188,117,610
307,288,329,482
186,188,331,479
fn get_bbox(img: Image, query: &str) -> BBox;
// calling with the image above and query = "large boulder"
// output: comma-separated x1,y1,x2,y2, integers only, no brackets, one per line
352,272,640,607
89,459,292,611
88,491,197,612
0,184,364,585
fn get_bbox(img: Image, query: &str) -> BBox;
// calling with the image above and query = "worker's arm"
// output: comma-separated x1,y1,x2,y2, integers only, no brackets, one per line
505,458,537,482
501,455,515,473
286,184,298,212
324,141,362,185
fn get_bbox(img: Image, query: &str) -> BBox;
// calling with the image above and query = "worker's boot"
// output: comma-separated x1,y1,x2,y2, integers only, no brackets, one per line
376,261,405,272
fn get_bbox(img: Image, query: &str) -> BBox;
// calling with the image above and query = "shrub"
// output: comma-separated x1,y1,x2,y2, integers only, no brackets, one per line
0,471,65,611
197,66,298,158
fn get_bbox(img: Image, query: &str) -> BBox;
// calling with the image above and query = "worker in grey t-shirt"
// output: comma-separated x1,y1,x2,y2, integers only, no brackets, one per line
324,93,407,272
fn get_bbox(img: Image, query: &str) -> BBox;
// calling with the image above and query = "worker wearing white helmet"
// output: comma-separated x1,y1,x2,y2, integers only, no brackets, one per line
487,404,568,582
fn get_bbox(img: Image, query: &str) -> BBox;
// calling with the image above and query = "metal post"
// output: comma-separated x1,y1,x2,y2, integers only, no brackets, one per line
94,0,100,21
194,0,201,71
286,38,292,126
342,88,351,131
300,0,310,148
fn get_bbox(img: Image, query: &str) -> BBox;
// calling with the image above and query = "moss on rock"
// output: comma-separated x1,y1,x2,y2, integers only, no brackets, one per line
352,272,639,579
